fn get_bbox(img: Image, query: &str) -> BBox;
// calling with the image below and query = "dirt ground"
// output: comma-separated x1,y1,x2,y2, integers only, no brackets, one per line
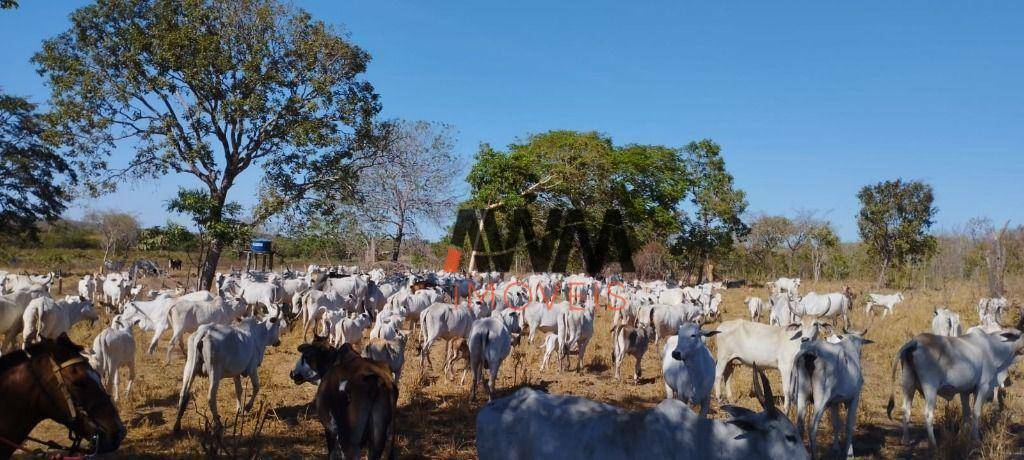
13,271,1024,459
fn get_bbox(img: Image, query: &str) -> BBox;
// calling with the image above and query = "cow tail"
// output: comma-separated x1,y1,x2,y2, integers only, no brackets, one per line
174,327,207,432
887,340,918,420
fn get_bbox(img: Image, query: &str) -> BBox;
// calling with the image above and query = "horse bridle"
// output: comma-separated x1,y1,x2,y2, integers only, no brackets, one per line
26,353,109,453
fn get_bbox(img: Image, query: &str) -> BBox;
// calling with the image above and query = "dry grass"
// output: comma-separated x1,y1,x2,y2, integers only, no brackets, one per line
13,268,1024,459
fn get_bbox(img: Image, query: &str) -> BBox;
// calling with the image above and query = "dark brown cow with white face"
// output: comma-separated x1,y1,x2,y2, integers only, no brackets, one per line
291,336,397,460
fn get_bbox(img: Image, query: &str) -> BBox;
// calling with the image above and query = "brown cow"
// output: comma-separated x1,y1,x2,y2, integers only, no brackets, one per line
291,336,397,460
442,336,470,384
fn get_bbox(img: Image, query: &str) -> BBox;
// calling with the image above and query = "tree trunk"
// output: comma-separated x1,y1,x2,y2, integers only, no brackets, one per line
391,227,404,262
468,209,487,273
364,237,377,265
199,238,223,291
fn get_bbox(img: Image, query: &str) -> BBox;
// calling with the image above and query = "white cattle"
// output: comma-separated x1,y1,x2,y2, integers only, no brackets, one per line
468,310,521,400
320,275,369,312
611,323,653,381
864,292,904,316
172,316,284,433
121,290,213,355
22,295,97,346
364,333,408,386
0,286,50,352
713,318,823,410
887,329,1024,447
555,302,595,372
658,287,688,306
165,295,248,362
773,277,801,295
523,300,568,343
662,323,720,416
794,290,852,328
78,274,96,300
792,331,872,458
324,311,371,348
369,308,406,341
651,303,702,350
476,371,808,460
297,289,355,340
419,301,477,369
101,273,133,310
931,308,962,337
746,296,766,322
236,274,282,316
4,273,53,293
85,315,138,402
769,293,799,326
977,297,1008,326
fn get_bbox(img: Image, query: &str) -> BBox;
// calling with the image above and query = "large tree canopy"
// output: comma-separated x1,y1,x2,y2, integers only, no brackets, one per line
857,178,937,285
35,0,380,287
0,93,74,239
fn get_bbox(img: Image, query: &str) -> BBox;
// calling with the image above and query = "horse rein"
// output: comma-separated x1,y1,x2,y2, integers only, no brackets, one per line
23,352,105,455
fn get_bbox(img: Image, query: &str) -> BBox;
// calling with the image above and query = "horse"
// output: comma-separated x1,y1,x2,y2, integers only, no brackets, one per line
0,333,125,459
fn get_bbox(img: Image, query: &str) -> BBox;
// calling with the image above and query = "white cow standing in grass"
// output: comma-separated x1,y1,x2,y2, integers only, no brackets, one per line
22,295,98,346
864,292,904,317
85,315,138,402
662,323,719,416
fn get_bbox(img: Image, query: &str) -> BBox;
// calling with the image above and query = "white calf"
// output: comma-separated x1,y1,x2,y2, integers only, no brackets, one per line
746,296,765,322
86,315,138,402
865,292,904,316
364,333,408,386
468,311,521,400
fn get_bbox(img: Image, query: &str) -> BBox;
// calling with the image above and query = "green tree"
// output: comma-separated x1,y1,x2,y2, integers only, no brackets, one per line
168,189,251,289
0,93,74,240
463,130,689,271
35,0,380,289
856,179,937,286
808,222,840,282
672,140,748,282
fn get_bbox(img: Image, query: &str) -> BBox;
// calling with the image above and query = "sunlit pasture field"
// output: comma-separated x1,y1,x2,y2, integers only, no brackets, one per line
12,256,1024,459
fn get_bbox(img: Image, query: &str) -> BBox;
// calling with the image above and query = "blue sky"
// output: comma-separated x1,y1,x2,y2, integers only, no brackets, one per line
2,1,1022,241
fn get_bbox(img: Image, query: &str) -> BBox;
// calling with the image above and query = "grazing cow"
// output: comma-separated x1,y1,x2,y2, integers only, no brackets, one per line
713,318,823,410
173,315,284,432
324,311,372,348
419,301,477,369
977,297,1008,325
165,295,248,362
611,322,654,381
662,323,720,416
931,308,962,337
85,315,138,402
864,292,904,317
78,274,96,301
22,295,97,346
794,291,852,328
556,302,595,372
792,330,872,458
364,332,408,387
443,337,470,383
476,369,808,460
290,338,397,460
468,311,521,400
0,286,50,352
746,296,766,322
887,328,1024,447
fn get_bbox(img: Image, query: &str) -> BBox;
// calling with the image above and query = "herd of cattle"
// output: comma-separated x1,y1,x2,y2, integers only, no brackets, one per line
0,268,1021,458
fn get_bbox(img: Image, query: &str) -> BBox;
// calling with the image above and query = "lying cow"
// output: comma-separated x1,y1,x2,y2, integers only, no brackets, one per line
290,337,397,460
476,368,808,460
173,315,284,433
887,328,1024,447
792,329,872,458
662,323,719,416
